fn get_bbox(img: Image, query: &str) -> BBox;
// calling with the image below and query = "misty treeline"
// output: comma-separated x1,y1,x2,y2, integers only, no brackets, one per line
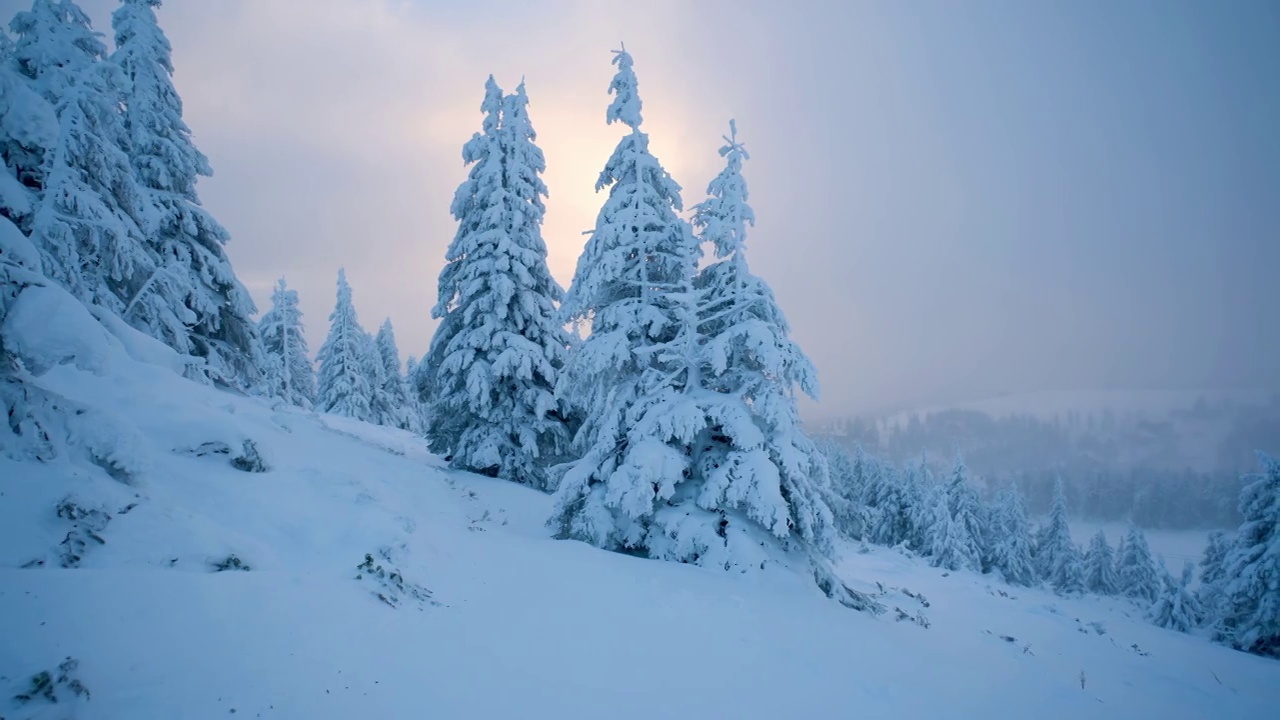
819,401,1280,529
1,2,873,612
816,441,1280,657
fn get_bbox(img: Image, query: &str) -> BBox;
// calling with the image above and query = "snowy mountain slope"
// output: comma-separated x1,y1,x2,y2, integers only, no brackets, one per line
3,355,1279,719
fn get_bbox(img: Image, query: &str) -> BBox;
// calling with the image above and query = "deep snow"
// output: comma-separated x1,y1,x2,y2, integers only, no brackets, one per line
3,350,1278,719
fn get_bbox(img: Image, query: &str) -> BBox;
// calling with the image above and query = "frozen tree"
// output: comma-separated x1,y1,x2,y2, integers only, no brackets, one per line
1082,530,1120,595
371,319,417,431
1036,477,1084,593
111,0,261,388
943,455,987,572
1197,530,1232,627
817,440,870,541
1115,524,1162,604
550,57,869,610
926,484,975,571
12,0,152,315
315,269,372,421
1150,561,1203,633
257,278,315,408
0,31,55,226
989,484,1037,586
1217,454,1280,657
422,76,568,488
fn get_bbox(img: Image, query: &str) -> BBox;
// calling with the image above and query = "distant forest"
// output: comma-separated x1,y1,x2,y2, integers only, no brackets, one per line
817,396,1280,529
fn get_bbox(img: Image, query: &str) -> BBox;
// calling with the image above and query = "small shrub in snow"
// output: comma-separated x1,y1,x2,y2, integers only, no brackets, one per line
210,554,250,572
11,657,89,706
354,552,437,610
229,439,268,473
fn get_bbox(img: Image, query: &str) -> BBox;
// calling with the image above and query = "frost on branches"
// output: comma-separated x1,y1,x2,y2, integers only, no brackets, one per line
258,278,315,408
989,483,1036,586
1115,524,1162,604
111,0,261,389
1036,477,1085,594
11,0,151,319
550,58,872,610
1082,530,1120,595
421,76,568,489
316,269,372,422
370,319,418,432
1217,454,1280,657
1150,561,1202,634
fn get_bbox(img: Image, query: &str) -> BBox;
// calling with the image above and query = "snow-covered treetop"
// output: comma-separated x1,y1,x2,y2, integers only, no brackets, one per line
113,0,213,197
11,0,107,94
694,120,755,261
605,45,642,129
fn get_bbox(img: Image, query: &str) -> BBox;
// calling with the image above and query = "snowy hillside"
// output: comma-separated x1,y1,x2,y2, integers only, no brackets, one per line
4,349,1278,719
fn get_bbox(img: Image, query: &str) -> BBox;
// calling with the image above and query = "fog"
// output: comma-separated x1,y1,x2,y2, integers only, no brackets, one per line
66,0,1280,417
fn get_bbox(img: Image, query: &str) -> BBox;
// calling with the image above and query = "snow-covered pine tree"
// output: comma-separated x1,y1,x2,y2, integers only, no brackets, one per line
257,278,315,408
1216,454,1280,656
372,319,417,431
0,30,55,226
1150,561,1203,633
926,484,973,571
989,483,1037,586
1082,530,1120,595
817,439,869,541
1036,477,1085,593
422,76,568,488
942,455,986,572
1196,529,1232,628
12,0,152,316
1115,523,1162,604
551,58,869,609
111,0,261,389
315,269,372,421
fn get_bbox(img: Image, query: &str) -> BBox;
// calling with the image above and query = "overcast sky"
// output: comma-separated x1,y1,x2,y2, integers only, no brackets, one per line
37,0,1280,416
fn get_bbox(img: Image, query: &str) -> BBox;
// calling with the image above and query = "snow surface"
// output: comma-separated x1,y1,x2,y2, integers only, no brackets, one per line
3,355,1279,719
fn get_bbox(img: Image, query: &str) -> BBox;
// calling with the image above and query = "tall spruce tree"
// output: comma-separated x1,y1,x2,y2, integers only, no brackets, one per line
1150,561,1202,633
1217,454,1280,656
941,455,987,572
0,30,55,226
111,0,261,388
1115,524,1162,603
12,0,152,316
989,483,1037,586
372,319,417,432
422,76,568,488
1037,477,1085,593
1082,530,1120,595
549,54,868,610
315,269,372,421
1197,530,1232,629
257,278,315,408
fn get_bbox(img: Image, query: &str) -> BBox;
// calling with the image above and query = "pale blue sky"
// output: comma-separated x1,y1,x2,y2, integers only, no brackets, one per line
19,0,1279,415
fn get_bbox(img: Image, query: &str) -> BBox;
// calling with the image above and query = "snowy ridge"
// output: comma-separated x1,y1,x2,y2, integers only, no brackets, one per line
3,348,1278,719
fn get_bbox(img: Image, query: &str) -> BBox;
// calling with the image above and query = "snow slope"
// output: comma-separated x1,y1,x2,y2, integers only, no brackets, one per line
3,355,1278,719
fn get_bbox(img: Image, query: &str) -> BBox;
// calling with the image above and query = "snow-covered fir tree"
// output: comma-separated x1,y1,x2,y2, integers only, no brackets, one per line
926,484,975,571
1082,530,1120,595
1216,454,1280,657
257,278,315,408
371,319,417,431
988,483,1037,586
551,58,866,609
315,269,372,421
866,458,910,547
1150,561,1202,633
421,76,568,489
817,440,870,541
1036,477,1085,593
1115,523,1162,604
0,30,54,225
1197,529,1232,628
941,455,987,572
12,0,151,316
111,0,261,388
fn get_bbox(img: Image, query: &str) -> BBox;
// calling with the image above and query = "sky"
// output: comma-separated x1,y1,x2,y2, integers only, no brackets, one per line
23,0,1280,417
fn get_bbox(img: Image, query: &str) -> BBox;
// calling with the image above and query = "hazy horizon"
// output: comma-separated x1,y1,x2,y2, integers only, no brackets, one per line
54,0,1280,416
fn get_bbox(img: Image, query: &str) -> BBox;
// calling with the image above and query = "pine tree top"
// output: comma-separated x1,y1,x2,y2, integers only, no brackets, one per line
606,45,642,129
